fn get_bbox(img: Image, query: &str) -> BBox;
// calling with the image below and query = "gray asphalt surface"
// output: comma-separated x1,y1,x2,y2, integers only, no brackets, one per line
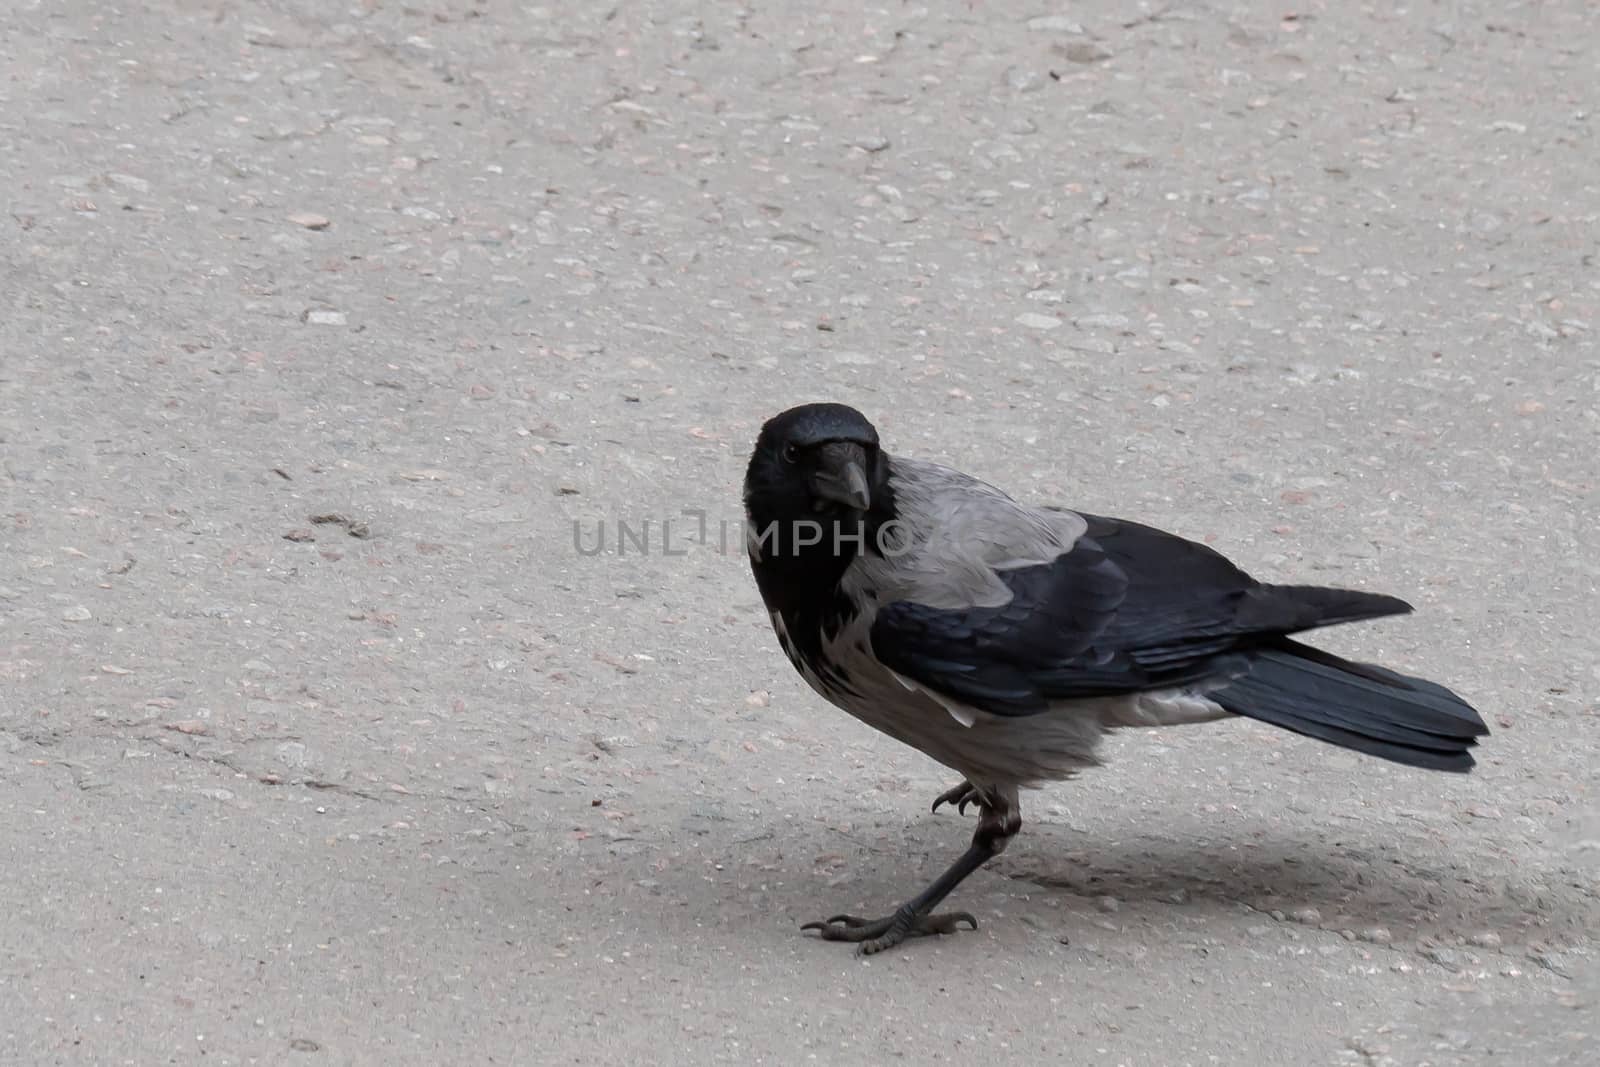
3,1,1598,1064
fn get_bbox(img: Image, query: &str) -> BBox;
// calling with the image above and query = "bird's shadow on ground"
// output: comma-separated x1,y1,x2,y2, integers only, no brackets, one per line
790,817,1590,945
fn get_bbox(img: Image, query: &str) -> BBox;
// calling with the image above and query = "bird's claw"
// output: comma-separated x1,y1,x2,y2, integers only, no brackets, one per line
931,781,981,816
801,909,978,955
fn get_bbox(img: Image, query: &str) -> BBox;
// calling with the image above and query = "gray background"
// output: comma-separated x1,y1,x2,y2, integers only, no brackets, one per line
2,1,1597,1063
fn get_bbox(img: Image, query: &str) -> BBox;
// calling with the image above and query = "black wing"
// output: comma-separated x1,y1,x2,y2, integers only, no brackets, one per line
870,513,1410,716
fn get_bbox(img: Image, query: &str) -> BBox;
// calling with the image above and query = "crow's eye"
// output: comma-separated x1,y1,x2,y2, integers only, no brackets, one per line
782,443,799,464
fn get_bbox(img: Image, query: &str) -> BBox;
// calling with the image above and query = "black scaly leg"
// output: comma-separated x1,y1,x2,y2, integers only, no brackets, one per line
803,785,1022,955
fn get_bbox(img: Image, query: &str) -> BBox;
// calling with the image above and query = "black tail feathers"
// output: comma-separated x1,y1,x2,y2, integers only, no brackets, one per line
1213,638,1488,772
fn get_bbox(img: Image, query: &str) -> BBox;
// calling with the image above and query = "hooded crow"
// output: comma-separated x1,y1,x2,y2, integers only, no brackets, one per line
743,402,1488,954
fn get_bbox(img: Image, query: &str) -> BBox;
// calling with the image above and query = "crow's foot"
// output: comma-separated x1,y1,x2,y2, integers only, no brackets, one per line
805,785,1018,955
930,781,981,816
801,908,977,955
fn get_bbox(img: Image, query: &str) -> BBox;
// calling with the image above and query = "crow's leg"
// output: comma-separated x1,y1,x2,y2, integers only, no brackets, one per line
930,780,979,815
803,785,1021,955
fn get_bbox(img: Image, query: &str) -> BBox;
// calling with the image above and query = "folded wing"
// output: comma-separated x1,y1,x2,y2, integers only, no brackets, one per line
879,514,1365,704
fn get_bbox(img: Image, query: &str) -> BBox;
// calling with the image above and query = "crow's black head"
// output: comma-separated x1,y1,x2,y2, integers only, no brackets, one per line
743,404,894,579
754,402,879,456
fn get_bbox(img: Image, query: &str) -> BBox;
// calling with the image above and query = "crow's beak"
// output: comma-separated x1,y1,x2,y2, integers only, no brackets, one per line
809,442,872,512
